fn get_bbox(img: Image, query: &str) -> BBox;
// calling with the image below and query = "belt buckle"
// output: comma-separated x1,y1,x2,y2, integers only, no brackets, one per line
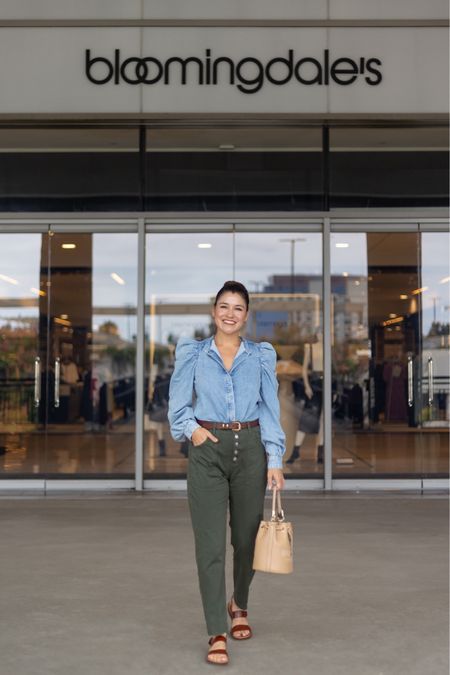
230,421,241,431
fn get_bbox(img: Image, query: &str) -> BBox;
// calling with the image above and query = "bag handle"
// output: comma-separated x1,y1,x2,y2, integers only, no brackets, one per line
271,487,285,522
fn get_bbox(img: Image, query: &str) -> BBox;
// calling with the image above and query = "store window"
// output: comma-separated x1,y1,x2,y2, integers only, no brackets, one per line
145,127,323,211
143,229,323,478
0,231,138,477
144,231,233,476
0,128,140,211
0,124,447,213
330,126,449,208
330,230,449,478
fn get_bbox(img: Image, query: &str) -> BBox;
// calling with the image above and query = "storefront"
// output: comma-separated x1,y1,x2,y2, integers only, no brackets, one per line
0,1,448,491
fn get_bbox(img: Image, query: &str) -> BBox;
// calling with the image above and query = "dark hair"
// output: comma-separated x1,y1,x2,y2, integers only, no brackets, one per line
214,280,250,310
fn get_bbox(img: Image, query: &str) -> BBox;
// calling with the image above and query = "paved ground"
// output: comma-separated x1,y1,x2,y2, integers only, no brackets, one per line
0,491,448,675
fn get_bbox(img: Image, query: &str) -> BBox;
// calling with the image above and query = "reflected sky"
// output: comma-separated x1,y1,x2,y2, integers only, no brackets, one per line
146,232,323,342
0,231,448,341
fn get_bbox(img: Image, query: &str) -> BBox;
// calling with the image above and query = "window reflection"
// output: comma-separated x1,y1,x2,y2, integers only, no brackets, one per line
0,233,137,476
420,233,450,475
0,236,42,472
330,231,449,476
236,233,324,471
0,128,140,211
330,126,449,208
144,231,324,476
144,233,233,473
146,127,323,211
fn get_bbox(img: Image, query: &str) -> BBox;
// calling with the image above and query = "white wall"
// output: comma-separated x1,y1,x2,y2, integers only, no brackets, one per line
0,1,141,20
0,0,447,21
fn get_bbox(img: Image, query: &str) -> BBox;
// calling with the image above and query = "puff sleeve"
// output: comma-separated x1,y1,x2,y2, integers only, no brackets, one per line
258,342,286,469
168,338,201,442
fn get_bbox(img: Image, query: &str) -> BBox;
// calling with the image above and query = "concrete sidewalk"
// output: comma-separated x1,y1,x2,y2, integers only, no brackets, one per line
0,492,448,675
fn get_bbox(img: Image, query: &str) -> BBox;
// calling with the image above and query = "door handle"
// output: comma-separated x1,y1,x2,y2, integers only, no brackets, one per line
34,356,41,407
407,355,414,407
427,356,433,406
54,357,61,408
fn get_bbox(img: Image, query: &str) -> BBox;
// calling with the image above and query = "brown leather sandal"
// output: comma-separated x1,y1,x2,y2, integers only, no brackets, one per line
227,599,253,640
206,635,229,666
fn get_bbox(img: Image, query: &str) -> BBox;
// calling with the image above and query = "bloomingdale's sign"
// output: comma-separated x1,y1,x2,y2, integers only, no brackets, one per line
85,48,382,93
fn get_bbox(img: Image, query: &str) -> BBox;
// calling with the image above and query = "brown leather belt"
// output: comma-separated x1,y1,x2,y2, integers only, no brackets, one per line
196,419,259,432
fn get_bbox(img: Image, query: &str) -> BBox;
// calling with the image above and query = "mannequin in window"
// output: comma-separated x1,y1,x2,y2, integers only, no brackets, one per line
146,370,171,457
60,342,79,384
275,345,303,457
59,342,81,423
286,333,324,464
383,352,407,422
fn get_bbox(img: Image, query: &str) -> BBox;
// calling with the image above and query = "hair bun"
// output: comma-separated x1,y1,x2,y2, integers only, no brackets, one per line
214,281,250,309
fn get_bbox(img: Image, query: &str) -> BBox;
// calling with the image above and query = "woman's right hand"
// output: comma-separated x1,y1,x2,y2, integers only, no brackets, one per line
191,426,219,446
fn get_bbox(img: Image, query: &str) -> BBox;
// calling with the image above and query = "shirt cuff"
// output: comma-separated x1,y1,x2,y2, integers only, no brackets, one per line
184,419,201,440
265,443,284,469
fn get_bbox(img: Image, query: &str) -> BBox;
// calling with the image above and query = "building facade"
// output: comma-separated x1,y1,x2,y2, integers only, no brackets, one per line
0,1,448,491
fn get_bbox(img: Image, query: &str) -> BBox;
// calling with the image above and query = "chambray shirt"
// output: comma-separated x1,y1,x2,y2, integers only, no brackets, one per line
168,336,286,469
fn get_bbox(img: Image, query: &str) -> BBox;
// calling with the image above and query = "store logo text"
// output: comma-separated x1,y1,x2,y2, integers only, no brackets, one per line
85,48,383,93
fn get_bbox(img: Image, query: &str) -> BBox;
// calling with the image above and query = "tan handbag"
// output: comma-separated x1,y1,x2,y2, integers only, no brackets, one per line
252,488,294,574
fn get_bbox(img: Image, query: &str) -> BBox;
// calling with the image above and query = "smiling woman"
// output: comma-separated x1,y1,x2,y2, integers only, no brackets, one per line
167,279,286,664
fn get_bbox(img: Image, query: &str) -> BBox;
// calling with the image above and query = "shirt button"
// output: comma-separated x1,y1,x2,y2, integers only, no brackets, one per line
233,457,237,462
234,434,239,439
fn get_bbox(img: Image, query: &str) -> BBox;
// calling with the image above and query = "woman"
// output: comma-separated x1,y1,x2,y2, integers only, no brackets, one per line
168,280,285,666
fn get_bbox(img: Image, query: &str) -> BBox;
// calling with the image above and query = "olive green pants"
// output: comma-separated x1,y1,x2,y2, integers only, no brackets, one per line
187,426,267,635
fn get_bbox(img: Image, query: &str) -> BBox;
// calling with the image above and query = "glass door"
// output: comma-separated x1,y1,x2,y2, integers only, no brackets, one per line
144,228,323,478
0,229,138,479
420,231,450,476
0,233,46,476
331,228,450,479
144,230,234,477
44,231,138,477
331,231,423,477
234,231,323,476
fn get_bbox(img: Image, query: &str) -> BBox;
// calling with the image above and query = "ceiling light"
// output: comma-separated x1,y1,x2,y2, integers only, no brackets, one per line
389,313,397,318
218,144,235,150
61,243,76,250
400,294,408,300
412,286,428,295
60,314,68,319
335,243,349,248
111,272,125,285
0,273,19,285
198,243,212,249
342,272,349,277
439,276,450,284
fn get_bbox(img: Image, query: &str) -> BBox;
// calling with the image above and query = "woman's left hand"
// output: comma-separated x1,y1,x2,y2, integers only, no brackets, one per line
267,468,285,491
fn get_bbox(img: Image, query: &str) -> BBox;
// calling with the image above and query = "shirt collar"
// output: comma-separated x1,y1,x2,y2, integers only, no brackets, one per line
208,335,249,356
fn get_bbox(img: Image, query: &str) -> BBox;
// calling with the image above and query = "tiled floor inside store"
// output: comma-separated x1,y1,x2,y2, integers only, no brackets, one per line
0,424,448,476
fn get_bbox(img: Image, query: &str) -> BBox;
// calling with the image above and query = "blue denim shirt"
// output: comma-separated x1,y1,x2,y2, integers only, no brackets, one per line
168,336,286,469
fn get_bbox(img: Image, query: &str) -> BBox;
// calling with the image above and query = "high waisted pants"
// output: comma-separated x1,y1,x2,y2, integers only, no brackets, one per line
187,426,267,635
